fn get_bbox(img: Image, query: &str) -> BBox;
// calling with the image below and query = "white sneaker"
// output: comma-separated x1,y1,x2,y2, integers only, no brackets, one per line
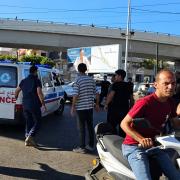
85,145,94,151
25,136,38,147
73,147,86,153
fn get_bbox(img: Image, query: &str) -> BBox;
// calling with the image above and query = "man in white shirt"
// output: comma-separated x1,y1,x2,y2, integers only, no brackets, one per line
74,49,90,72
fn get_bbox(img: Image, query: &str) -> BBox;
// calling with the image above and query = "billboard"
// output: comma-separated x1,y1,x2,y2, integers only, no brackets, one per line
67,44,121,73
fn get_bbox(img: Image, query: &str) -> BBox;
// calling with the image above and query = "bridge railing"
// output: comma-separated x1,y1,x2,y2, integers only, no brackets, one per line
0,17,180,38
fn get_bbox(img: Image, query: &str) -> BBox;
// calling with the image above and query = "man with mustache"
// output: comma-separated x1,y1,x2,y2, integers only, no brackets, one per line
121,69,180,180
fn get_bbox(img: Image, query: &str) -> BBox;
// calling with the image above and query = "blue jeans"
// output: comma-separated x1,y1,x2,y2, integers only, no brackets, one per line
23,108,41,138
76,109,94,148
122,144,180,180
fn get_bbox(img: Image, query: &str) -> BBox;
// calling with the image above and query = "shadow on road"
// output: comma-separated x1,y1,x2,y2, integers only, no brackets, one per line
35,145,63,151
0,104,106,153
0,124,24,140
0,163,84,180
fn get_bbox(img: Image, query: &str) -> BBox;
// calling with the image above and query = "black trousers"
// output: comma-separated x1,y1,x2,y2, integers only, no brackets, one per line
107,106,128,137
76,109,94,148
23,108,41,138
99,93,107,106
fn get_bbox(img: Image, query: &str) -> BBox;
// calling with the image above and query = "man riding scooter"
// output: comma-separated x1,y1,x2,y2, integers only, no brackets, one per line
121,69,180,180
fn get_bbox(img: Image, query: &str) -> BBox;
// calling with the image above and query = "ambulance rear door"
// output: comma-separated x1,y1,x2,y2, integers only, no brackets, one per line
0,65,17,121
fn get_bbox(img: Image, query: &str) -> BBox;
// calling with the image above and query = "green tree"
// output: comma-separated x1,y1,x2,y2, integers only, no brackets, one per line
140,59,169,70
140,59,155,69
20,55,55,67
0,55,17,62
0,54,55,68
40,57,55,67
19,55,42,64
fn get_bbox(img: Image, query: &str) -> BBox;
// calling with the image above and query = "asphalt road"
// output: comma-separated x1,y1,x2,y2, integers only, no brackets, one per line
0,103,106,180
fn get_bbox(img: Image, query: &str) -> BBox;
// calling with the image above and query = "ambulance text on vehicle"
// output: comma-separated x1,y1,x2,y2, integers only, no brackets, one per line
0,61,65,124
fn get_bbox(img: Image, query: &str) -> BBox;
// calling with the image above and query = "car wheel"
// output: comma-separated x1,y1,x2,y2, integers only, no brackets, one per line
69,97,73,103
55,99,64,115
64,92,67,102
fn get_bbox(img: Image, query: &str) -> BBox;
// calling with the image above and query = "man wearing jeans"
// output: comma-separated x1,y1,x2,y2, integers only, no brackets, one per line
15,65,46,147
71,63,99,153
121,69,180,180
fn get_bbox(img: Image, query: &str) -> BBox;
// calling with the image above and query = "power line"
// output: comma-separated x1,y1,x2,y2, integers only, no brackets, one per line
132,8,180,15
0,2,180,16
0,2,180,11
1,7,180,16
0,11,128,15
133,2,180,7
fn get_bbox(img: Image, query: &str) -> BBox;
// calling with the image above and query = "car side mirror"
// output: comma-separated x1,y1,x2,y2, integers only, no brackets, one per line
44,83,49,88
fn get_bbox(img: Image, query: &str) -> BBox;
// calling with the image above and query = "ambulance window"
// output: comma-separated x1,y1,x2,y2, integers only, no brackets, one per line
24,69,40,78
0,66,17,87
24,69,29,77
41,71,53,87
52,72,61,86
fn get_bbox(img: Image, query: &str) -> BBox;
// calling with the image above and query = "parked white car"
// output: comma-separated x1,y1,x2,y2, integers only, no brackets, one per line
62,81,101,103
62,82,75,102
133,82,154,101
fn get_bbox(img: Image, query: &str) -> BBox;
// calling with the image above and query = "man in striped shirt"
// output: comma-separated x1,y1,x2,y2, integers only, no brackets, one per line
71,63,100,153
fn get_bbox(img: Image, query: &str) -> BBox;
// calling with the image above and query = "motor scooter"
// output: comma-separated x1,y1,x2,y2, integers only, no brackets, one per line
85,119,180,180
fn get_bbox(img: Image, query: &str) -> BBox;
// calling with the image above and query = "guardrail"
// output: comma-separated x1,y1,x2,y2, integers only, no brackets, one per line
0,17,179,38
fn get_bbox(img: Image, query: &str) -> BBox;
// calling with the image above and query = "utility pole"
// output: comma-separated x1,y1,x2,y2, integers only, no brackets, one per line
155,43,159,75
124,0,131,79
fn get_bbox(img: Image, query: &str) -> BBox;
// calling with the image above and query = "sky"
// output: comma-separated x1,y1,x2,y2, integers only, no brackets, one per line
1,0,180,36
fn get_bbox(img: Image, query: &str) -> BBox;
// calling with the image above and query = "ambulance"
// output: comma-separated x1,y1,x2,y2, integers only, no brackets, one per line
0,61,65,124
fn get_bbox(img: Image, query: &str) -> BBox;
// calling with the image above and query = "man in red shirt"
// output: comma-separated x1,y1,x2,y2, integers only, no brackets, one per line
121,69,180,180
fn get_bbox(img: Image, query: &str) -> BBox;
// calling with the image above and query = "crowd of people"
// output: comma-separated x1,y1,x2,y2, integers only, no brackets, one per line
70,64,180,179
15,63,180,180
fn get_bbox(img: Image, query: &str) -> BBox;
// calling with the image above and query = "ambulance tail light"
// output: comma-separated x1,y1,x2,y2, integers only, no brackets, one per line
15,104,23,112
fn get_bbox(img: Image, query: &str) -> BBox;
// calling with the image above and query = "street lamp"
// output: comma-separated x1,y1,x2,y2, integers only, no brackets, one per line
124,0,131,79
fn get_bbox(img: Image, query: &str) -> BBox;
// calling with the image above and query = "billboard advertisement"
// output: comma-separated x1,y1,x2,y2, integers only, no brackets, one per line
67,44,121,73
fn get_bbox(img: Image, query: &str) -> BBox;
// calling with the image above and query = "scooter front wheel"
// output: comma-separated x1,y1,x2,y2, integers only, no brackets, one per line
85,159,114,180
95,167,114,180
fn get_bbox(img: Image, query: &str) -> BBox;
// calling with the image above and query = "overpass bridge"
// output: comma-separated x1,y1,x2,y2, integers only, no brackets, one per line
0,18,180,61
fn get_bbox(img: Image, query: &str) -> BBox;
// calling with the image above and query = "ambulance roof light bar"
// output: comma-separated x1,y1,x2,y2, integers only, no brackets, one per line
0,59,15,64
0,60,52,69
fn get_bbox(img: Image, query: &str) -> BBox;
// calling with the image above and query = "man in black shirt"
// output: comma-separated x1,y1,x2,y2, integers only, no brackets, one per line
15,65,46,147
127,77,134,93
99,75,111,107
105,69,134,137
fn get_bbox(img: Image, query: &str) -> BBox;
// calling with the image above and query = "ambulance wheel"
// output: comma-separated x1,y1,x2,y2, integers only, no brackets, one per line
55,100,64,115
64,92,67,102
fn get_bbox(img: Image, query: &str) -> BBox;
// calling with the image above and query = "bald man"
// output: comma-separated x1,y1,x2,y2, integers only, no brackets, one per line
121,69,180,180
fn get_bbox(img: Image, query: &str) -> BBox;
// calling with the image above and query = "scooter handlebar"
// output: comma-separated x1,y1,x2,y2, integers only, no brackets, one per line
145,146,162,154
138,144,163,155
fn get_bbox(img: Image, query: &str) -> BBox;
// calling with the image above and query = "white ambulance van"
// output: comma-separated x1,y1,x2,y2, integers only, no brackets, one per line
0,61,65,124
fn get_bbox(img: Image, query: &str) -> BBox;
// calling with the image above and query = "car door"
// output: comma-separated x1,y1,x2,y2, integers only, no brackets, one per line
52,72,64,102
0,65,17,121
40,69,58,115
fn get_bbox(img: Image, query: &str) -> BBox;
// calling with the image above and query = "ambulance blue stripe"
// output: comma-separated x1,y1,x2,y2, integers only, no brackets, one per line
44,91,64,102
45,93,57,99
58,91,64,96
45,97,60,104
